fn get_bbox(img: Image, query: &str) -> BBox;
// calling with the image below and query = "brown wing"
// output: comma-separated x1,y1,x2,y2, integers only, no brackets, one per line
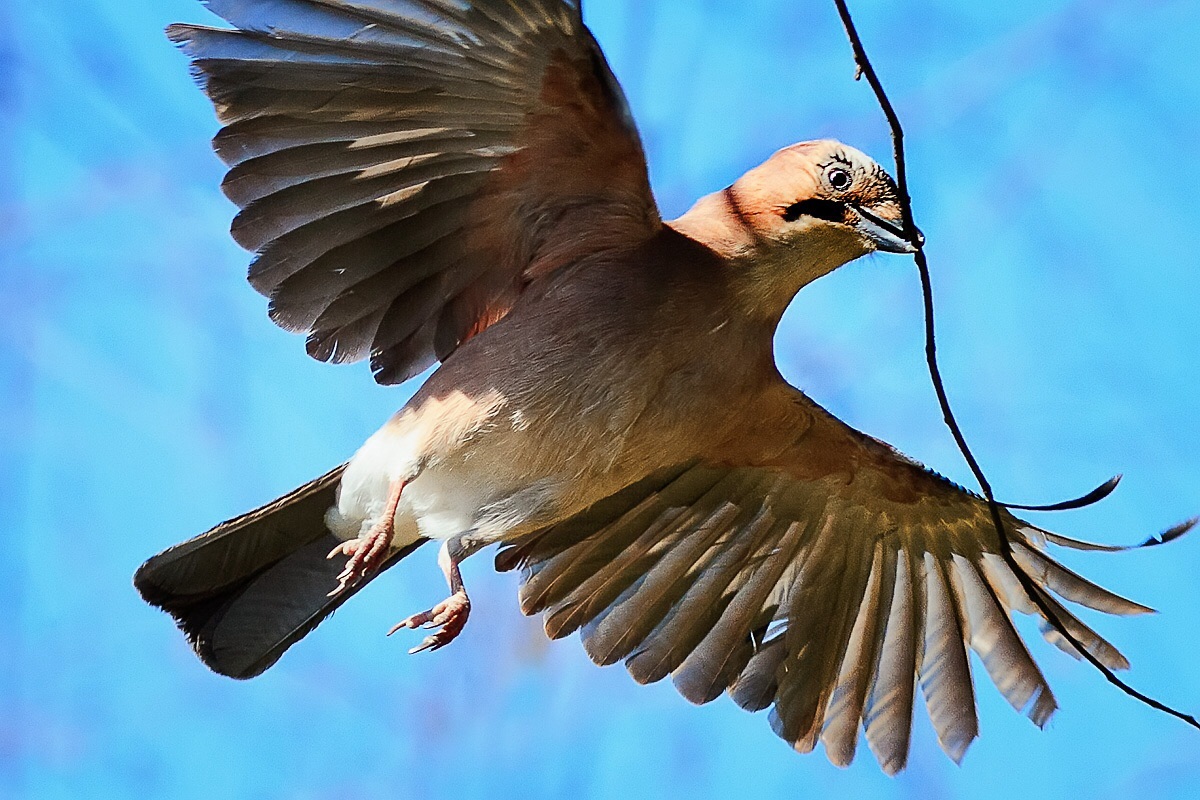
498,392,1161,773
171,0,659,384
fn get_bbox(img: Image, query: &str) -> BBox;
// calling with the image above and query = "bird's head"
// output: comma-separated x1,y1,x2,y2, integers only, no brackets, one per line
672,139,920,319
734,139,918,258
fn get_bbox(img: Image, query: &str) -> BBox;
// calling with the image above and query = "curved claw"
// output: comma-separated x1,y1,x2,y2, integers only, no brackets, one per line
327,478,407,597
409,635,445,655
387,590,471,653
325,524,395,596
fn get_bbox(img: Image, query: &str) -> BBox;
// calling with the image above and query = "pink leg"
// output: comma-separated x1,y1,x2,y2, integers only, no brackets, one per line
388,540,471,654
326,479,406,596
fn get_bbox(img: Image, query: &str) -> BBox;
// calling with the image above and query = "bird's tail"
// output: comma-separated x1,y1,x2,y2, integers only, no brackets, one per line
134,465,426,679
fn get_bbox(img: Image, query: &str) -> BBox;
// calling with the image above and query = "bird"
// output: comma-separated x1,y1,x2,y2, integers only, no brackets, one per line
134,0,1188,773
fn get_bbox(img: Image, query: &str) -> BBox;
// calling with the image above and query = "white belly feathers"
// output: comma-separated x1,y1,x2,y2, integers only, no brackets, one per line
324,388,565,548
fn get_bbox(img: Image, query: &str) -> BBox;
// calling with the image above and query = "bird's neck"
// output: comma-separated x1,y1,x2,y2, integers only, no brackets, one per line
668,191,860,326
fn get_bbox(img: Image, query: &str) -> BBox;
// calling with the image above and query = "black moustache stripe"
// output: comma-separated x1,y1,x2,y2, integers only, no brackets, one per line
782,198,847,224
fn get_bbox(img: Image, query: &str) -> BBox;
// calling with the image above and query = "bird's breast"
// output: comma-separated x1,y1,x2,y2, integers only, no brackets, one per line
326,260,774,548
326,366,736,551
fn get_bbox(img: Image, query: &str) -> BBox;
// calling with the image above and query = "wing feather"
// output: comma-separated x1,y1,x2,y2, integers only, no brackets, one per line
862,548,924,775
775,505,874,753
980,553,1130,670
951,555,1057,726
503,412,1170,773
729,636,789,713
918,552,977,763
521,469,723,622
674,518,814,705
581,502,744,667
555,472,763,644
171,0,658,383
498,374,1183,771
625,505,779,685
820,543,887,766
1011,538,1153,615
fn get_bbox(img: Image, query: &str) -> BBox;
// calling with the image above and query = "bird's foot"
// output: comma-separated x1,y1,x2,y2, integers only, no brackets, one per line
326,522,394,596
388,590,471,654
326,479,407,596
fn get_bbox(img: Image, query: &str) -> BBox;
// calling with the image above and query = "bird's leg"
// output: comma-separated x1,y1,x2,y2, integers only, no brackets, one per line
389,536,476,654
326,478,407,596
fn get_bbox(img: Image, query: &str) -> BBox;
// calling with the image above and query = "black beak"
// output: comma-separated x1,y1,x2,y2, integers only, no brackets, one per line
852,204,922,253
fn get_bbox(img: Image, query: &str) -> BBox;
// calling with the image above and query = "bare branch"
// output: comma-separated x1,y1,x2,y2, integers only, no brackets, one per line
832,0,1199,730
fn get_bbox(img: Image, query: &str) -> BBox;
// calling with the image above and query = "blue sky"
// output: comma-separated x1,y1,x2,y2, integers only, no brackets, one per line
3,1,1200,798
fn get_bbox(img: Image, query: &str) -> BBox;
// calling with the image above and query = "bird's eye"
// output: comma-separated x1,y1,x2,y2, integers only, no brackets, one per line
827,167,853,191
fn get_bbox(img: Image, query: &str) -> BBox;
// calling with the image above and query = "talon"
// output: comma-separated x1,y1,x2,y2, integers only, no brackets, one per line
409,635,442,654
391,590,470,653
326,479,406,596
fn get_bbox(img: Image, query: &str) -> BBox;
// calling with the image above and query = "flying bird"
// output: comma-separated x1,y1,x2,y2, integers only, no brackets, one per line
135,0,1186,773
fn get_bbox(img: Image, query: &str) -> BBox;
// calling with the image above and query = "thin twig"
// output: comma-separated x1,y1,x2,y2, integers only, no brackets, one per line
832,0,1198,730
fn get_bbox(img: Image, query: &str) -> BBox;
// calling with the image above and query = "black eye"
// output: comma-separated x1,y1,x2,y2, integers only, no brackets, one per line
827,167,852,191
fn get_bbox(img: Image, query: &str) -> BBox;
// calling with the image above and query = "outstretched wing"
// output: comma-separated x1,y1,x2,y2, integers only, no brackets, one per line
498,391,1174,773
171,0,659,384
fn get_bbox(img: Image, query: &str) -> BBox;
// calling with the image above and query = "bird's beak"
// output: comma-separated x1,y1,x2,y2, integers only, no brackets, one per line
851,204,922,254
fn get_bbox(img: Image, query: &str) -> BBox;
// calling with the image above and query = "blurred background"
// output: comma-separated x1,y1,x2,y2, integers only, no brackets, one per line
3,0,1200,798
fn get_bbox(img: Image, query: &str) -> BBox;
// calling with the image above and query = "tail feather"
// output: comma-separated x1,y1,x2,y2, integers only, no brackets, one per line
136,465,346,600
134,465,427,678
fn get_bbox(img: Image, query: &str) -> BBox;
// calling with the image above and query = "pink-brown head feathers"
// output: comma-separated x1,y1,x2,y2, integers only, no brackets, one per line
671,139,919,317
730,140,916,256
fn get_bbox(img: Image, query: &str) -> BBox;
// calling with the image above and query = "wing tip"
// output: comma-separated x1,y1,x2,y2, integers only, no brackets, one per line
941,730,977,766
164,22,198,46
1026,689,1058,729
